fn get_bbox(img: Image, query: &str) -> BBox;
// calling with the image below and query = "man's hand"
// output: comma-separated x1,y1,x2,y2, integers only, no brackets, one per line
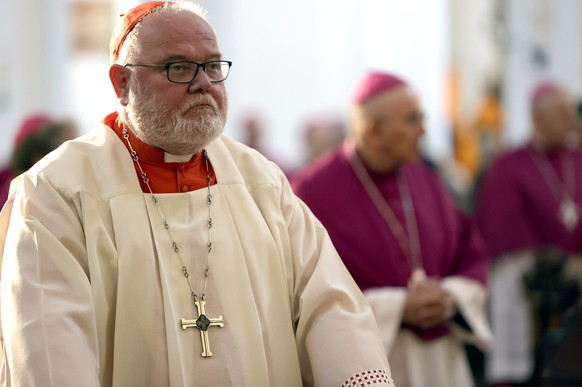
402,278,455,329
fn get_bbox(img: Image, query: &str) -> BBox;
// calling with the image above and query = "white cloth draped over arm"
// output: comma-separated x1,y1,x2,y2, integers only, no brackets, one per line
363,276,493,356
442,276,494,351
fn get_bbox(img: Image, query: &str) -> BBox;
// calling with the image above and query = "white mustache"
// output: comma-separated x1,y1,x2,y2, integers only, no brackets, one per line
180,96,218,115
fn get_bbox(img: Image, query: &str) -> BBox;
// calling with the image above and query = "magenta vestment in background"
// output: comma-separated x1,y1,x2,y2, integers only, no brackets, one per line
292,147,488,289
476,144,582,257
0,169,14,209
291,146,489,339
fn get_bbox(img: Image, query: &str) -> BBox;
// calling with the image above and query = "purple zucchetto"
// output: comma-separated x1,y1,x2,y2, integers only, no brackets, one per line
14,114,52,147
351,71,408,104
530,80,560,110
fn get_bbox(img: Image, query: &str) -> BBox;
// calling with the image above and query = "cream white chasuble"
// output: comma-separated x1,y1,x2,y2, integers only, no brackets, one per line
0,125,392,386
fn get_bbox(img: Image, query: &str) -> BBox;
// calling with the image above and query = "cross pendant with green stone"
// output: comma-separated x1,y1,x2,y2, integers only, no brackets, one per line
181,299,224,357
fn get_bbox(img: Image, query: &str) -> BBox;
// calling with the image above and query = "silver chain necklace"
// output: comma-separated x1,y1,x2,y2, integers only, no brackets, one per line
122,127,224,357
345,142,426,286
529,146,580,232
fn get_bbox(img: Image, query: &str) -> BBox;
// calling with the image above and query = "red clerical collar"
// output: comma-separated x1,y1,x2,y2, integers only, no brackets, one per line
102,112,216,193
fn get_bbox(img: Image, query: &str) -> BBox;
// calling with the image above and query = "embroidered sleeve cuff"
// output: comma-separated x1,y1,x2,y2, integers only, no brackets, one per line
340,369,393,386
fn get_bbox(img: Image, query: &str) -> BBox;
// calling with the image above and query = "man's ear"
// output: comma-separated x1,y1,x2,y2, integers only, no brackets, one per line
109,64,130,106
364,117,381,143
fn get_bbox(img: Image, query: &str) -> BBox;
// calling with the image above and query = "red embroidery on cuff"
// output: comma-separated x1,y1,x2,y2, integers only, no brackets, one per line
340,369,391,386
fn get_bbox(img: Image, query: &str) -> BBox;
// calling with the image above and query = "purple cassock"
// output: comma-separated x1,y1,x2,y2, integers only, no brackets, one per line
291,144,489,340
476,144,582,258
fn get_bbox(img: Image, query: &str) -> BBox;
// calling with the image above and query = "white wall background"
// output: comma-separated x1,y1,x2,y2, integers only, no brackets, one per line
184,0,451,168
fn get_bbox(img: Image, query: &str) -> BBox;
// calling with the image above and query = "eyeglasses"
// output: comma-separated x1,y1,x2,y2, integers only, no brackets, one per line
124,60,232,84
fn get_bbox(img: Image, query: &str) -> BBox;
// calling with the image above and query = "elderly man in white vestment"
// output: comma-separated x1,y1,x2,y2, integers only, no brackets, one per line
0,2,394,386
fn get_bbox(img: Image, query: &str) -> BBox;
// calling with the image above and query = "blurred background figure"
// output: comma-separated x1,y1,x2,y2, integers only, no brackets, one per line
292,71,492,387
240,112,265,154
0,114,77,207
576,99,582,147
238,111,291,175
475,81,582,387
300,113,346,167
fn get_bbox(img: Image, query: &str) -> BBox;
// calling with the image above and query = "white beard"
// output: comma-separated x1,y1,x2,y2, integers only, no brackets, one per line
122,79,227,155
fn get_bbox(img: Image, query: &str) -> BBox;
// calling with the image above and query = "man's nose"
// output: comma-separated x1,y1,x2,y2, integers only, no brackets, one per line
188,69,213,93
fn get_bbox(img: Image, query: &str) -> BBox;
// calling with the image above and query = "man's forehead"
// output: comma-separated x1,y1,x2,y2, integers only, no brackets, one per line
153,14,217,43
137,13,219,53
370,86,416,108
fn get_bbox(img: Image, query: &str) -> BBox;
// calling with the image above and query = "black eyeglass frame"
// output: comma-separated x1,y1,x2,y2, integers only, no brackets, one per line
124,60,233,84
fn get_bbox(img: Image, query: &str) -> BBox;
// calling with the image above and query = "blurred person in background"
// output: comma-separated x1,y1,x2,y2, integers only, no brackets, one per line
300,113,346,167
576,99,582,146
0,2,393,386
0,114,77,207
239,111,291,175
292,71,493,387
475,80,582,387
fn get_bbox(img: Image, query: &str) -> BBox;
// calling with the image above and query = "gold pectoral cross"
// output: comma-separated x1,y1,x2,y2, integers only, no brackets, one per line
181,299,224,357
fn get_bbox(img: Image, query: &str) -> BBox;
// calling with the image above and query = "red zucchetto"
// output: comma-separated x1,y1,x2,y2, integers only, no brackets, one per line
109,1,166,64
